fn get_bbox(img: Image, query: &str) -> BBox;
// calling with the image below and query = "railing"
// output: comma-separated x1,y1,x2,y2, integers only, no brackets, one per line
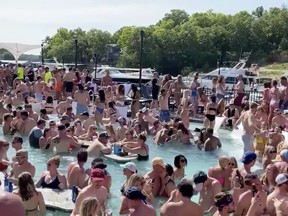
202,87,263,104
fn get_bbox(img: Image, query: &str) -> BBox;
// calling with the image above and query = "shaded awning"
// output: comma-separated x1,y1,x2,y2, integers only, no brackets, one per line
0,42,40,61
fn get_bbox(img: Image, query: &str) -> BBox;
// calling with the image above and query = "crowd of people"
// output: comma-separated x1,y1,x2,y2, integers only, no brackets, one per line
0,64,288,216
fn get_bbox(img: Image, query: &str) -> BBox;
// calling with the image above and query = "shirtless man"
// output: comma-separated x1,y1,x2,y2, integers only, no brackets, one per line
201,128,221,151
63,67,76,98
67,149,88,189
71,168,109,216
11,136,23,162
274,149,288,173
125,187,156,216
240,102,260,153
194,171,221,215
142,107,157,127
2,113,14,135
74,84,89,115
24,104,38,122
34,76,44,102
266,173,288,216
279,76,288,110
54,69,63,102
160,180,203,216
153,127,174,144
159,83,173,122
9,150,36,183
87,132,112,157
234,75,246,108
0,100,9,124
50,124,81,153
19,110,36,135
55,97,73,115
213,192,235,216
0,191,25,216
11,91,24,106
15,78,30,99
80,112,95,130
101,69,113,87
234,174,267,216
63,106,75,122
144,157,165,196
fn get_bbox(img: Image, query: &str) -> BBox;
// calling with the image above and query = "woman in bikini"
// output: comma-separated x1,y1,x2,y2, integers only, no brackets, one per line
78,125,98,141
216,75,226,102
269,80,280,127
204,95,218,129
173,154,187,184
254,122,269,157
174,122,193,145
179,89,193,129
159,164,176,198
208,156,229,191
94,89,106,126
43,96,54,114
39,128,53,150
36,155,67,190
14,172,46,216
174,75,186,108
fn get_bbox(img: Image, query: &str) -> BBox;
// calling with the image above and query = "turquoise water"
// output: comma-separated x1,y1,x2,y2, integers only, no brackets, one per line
1,123,245,216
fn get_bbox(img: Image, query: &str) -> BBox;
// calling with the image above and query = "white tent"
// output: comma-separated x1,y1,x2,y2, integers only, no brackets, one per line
0,42,40,61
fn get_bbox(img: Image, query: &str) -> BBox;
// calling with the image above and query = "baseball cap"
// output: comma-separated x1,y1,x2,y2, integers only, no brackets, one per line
193,171,208,184
117,116,126,123
152,157,165,168
16,149,28,158
280,149,288,161
120,162,137,173
275,173,288,185
240,151,257,164
124,187,147,203
98,132,110,139
90,168,105,181
67,96,73,101
91,158,107,169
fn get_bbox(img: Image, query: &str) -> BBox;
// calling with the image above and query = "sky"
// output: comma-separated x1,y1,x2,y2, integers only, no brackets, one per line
0,0,285,54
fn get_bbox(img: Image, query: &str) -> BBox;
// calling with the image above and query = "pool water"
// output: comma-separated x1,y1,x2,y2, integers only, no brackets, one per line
1,122,246,216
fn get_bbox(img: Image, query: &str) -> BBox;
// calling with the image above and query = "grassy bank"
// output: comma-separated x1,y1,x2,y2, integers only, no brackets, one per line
260,63,288,78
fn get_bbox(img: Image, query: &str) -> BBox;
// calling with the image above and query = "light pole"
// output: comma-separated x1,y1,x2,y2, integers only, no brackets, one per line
139,30,144,88
41,43,44,65
75,38,78,68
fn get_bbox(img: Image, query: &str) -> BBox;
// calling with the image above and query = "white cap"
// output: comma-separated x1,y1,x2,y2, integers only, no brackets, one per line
120,162,137,173
67,96,73,101
142,107,149,113
275,173,288,185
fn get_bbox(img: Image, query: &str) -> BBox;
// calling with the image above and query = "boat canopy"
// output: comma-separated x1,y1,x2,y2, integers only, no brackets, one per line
0,42,40,61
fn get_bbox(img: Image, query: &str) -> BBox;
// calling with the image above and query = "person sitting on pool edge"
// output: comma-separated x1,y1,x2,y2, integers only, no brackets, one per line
86,132,112,157
71,168,109,216
124,186,156,216
122,132,149,161
160,179,203,216
28,119,46,148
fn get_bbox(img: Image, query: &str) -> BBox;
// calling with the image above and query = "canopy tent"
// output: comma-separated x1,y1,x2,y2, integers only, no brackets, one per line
0,42,40,61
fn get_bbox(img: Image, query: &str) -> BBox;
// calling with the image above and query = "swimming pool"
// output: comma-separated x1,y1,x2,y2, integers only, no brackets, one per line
1,122,245,216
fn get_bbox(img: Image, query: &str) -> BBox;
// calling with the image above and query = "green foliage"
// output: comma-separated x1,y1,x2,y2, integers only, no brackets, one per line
45,7,288,75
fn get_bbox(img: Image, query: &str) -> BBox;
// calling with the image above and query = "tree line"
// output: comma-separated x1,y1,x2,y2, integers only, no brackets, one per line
4,6,288,76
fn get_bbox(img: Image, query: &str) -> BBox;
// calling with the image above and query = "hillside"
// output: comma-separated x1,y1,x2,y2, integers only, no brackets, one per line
260,62,288,78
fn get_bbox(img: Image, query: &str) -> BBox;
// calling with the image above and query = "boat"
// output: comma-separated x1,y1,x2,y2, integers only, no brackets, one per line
199,59,269,91
92,66,152,84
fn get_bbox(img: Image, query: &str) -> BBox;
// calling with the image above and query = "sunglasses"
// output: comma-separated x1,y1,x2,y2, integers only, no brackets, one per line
3,144,9,147
47,163,52,166
228,163,235,166
66,130,71,133
180,159,186,163
270,150,277,154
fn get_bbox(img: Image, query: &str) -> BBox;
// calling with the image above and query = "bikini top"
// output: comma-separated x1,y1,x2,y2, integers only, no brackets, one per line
40,175,61,190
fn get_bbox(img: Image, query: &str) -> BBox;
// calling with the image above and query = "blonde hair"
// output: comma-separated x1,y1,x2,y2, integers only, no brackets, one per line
48,155,61,167
125,173,144,191
183,89,191,98
80,197,98,216
218,156,229,168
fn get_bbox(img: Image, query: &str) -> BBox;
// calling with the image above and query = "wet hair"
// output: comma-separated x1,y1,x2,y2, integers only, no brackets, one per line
77,149,88,163
40,109,47,115
177,122,189,135
37,119,46,126
174,154,187,168
177,181,193,198
13,136,23,144
214,192,233,210
18,172,36,201
43,128,50,138
46,96,53,104
166,164,174,176
58,124,66,131
80,197,98,216
206,128,214,134
20,110,29,117
99,89,106,103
